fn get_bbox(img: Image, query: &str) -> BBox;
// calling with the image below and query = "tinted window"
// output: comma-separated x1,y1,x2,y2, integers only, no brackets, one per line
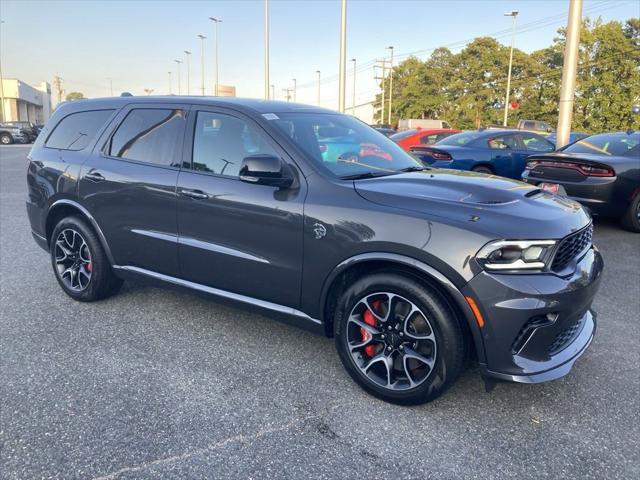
109,109,186,166
192,111,279,177
488,135,519,150
522,121,535,129
442,122,451,129
562,132,640,156
420,134,439,144
45,110,114,151
438,131,483,146
389,129,418,141
270,112,420,179
520,133,554,152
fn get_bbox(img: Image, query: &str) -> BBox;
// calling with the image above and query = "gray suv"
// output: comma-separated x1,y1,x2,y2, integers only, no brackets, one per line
26,97,603,404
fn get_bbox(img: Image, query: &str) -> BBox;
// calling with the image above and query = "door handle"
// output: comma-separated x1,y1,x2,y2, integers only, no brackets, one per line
85,171,105,182
180,188,209,200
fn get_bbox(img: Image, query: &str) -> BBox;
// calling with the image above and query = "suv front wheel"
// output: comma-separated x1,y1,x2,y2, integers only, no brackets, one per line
50,216,123,301
334,273,465,405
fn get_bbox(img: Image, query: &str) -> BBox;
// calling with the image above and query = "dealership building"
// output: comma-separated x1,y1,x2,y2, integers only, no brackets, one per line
0,79,53,124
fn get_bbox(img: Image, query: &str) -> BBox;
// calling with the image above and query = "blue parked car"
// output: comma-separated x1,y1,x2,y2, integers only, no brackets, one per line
546,131,589,147
410,129,555,179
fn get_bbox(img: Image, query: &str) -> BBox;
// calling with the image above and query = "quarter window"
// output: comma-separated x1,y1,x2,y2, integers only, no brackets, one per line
45,110,114,151
108,108,186,166
191,111,279,177
520,133,554,152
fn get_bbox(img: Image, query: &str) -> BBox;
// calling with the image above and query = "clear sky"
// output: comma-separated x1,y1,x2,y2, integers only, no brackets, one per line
1,0,638,110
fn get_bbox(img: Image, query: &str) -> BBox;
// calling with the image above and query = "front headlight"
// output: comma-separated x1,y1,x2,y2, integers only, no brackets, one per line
476,240,556,271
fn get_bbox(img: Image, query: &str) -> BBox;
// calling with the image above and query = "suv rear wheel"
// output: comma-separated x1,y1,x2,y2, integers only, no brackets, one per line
334,273,465,405
50,216,122,301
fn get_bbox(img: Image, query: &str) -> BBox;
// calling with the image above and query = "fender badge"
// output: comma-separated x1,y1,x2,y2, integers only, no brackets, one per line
313,223,327,239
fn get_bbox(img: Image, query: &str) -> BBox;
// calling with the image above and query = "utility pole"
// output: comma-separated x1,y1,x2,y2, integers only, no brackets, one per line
503,10,519,127
316,71,321,106
209,17,222,95
387,46,394,125
184,50,191,95
174,60,182,95
264,0,270,99
54,75,64,104
197,34,206,96
351,58,356,115
270,84,275,100
0,20,6,121
338,0,347,112
292,78,297,102
374,60,388,125
168,71,172,95
556,0,583,148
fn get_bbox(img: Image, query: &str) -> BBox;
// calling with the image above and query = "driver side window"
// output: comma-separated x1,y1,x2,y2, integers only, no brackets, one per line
191,111,279,177
488,135,518,150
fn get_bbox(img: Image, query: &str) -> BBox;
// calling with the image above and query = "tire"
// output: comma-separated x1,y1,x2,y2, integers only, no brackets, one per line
472,165,493,175
50,216,123,301
620,193,640,233
0,133,13,145
334,272,465,405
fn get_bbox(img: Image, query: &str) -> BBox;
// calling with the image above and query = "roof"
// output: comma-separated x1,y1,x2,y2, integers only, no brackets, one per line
56,96,337,115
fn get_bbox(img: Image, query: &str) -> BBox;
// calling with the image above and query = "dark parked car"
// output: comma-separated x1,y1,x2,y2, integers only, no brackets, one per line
523,131,640,232
27,97,603,405
0,123,29,144
410,129,555,179
2,121,38,142
546,131,589,147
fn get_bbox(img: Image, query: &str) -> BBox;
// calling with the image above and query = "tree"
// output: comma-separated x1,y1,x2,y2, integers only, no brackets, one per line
65,91,85,101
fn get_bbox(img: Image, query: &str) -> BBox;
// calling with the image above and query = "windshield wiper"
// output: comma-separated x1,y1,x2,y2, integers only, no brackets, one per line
341,171,396,180
397,166,430,173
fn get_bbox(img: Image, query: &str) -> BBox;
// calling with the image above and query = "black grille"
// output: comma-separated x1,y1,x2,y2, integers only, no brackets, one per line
548,317,585,355
551,224,593,272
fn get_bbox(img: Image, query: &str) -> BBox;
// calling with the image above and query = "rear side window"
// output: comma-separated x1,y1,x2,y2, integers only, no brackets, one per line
45,110,114,151
109,108,186,166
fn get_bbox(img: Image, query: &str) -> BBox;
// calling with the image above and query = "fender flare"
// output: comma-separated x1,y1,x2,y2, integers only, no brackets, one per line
48,199,116,265
320,252,486,363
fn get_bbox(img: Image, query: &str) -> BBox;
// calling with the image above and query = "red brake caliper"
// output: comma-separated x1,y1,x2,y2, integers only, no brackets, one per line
361,300,380,357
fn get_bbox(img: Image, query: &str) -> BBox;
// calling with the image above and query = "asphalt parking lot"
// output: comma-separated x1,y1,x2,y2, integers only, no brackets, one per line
1,144,639,479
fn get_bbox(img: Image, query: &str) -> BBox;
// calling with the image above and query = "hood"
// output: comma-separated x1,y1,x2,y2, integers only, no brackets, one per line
354,169,590,239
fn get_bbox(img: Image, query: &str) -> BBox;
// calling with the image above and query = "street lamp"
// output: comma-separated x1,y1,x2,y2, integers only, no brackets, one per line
292,78,296,102
338,0,347,112
351,58,356,115
168,71,172,95
197,34,206,96
264,0,270,99
174,59,183,95
209,17,222,95
270,84,275,100
184,50,192,95
503,10,518,127
386,46,394,125
315,71,321,106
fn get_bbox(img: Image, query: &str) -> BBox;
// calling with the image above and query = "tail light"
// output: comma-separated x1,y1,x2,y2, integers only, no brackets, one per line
526,160,614,177
430,150,452,161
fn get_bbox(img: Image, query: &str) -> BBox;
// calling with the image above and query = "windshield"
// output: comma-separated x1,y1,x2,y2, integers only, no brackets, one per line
389,129,418,141
270,113,421,178
437,131,484,146
562,132,640,156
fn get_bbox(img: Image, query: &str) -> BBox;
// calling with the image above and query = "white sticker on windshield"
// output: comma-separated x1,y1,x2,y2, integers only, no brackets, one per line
262,113,279,120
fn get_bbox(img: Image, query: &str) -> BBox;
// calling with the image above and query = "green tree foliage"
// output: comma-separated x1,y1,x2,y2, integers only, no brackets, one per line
378,18,640,132
65,91,85,101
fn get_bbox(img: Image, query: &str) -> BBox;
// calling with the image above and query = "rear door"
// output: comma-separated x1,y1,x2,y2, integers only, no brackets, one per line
487,133,523,178
175,107,306,308
79,103,188,276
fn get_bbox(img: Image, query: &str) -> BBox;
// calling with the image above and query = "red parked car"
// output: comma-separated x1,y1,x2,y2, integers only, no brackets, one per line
390,128,461,152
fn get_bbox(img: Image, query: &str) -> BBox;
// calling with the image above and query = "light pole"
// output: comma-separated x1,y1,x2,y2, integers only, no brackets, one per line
174,59,183,95
338,0,347,112
316,71,321,106
209,17,222,95
386,46,394,125
282,88,291,102
503,10,518,127
184,50,191,95
270,84,275,100
292,78,296,102
351,58,356,115
168,71,172,95
556,0,583,148
0,20,6,121
197,34,206,96
264,0,270,99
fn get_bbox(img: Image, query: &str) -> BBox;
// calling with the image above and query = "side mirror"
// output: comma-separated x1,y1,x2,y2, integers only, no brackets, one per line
239,154,293,188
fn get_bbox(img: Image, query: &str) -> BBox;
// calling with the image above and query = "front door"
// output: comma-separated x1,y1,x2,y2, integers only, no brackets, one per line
79,104,188,276
176,107,306,308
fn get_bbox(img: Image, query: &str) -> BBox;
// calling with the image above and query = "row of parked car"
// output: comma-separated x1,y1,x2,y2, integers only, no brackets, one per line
0,121,43,145
378,126,639,232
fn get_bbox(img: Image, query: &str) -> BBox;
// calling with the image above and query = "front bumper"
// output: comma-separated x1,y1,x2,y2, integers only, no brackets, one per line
463,246,603,383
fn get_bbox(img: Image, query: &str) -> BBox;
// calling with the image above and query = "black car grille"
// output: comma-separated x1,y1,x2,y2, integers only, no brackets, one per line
551,224,593,272
548,317,585,355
